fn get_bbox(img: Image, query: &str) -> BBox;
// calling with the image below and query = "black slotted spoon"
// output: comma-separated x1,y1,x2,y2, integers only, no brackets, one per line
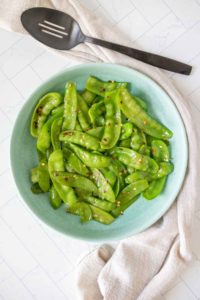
21,7,192,75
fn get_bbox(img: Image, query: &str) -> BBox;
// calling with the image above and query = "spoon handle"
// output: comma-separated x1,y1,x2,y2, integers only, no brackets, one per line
84,36,192,75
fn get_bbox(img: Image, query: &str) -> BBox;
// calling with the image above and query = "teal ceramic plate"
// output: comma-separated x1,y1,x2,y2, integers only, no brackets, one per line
10,63,188,241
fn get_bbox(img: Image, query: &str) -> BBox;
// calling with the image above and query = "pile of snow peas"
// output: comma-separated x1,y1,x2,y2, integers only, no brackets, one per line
30,76,174,225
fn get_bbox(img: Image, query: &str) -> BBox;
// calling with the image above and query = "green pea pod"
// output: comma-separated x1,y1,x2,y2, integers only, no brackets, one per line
62,82,77,130
63,148,90,177
111,195,139,217
117,179,148,204
156,162,174,178
143,176,166,200
91,169,115,203
113,177,120,197
53,172,98,194
139,145,151,156
46,147,53,160
92,96,104,104
51,117,63,151
60,130,100,151
77,94,91,131
37,111,63,153
81,89,96,106
68,144,111,168
31,183,43,194
50,186,62,209
119,138,131,148
130,128,146,151
48,150,77,206
134,96,147,111
101,91,121,149
75,188,92,199
110,147,159,173
51,104,64,115
31,167,39,183
109,160,127,192
67,202,92,223
151,140,170,162
84,196,116,212
118,88,173,140
109,160,128,177
120,123,133,140
75,120,82,131
31,160,50,192
90,205,115,225
127,166,135,174
88,100,105,127
38,159,50,192
86,76,127,97
125,171,154,184
87,127,104,139
31,92,63,137
100,168,116,187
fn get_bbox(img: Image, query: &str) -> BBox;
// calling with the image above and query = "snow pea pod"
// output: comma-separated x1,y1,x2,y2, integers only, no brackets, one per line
86,76,127,97
119,138,131,148
87,127,104,139
75,188,92,199
31,183,43,194
113,177,120,197
53,172,98,193
130,128,146,151
89,205,115,225
37,111,63,153
62,82,77,130
84,196,116,212
81,89,96,106
120,123,133,140
110,147,159,173
143,176,166,200
91,168,115,203
135,96,147,111
67,202,92,223
75,120,82,131
100,168,116,187
151,140,170,162
88,100,105,127
63,147,90,177
51,104,64,115
31,92,63,137
109,160,127,190
77,94,91,131
68,143,111,168
48,150,77,206
111,196,139,217
125,171,154,184
31,159,50,193
60,130,100,151
49,186,62,209
117,180,148,204
101,91,121,149
139,145,151,156
118,88,173,140
156,162,174,178
51,117,62,151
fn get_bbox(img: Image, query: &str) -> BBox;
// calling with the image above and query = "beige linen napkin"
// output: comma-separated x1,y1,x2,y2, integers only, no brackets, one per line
1,1,199,299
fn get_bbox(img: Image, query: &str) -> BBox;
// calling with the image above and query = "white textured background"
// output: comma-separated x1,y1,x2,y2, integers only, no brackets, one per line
0,0,200,299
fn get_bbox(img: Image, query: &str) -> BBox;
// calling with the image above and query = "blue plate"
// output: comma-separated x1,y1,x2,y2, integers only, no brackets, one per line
10,63,188,241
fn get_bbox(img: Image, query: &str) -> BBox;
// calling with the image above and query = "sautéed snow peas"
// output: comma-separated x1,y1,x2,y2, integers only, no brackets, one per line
30,76,174,225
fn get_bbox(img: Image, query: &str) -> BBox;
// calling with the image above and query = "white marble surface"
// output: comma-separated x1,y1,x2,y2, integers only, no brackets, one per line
0,0,200,299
